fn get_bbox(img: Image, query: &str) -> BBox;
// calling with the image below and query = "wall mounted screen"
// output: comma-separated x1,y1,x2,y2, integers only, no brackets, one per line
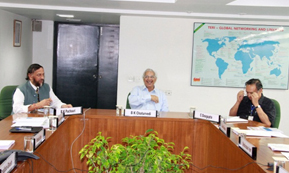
191,22,289,89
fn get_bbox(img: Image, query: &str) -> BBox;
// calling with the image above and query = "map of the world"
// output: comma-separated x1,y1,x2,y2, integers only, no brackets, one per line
191,23,289,89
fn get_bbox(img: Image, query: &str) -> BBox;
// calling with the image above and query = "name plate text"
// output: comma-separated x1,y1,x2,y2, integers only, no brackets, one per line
124,109,157,117
0,152,16,173
239,135,257,160
193,111,220,123
34,129,45,150
56,107,82,116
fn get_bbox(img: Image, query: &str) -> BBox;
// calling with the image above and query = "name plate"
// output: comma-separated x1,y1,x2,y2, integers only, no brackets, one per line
0,152,16,173
56,107,82,116
34,129,45,150
239,135,257,160
219,120,231,137
124,109,157,117
193,111,221,123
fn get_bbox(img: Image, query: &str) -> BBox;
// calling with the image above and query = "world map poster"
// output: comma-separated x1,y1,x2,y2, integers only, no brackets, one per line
191,22,289,89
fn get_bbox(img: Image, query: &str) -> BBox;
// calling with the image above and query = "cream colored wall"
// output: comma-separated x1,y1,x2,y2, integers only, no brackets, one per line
32,20,54,86
0,9,32,90
117,15,289,134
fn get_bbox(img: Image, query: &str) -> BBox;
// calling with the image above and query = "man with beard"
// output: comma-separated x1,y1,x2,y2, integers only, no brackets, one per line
128,68,168,112
12,64,72,114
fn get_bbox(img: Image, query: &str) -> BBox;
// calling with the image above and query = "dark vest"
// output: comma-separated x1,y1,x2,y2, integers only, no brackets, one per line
18,81,50,105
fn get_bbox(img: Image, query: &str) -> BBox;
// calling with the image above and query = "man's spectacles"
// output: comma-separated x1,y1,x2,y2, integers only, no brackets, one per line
144,76,155,79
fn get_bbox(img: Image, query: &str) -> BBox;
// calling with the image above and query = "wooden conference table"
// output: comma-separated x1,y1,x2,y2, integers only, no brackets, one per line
0,109,288,173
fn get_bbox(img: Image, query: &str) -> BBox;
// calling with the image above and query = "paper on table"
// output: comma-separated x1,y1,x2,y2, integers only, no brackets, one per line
248,126,283,132
233,128,270,136
245,130,272,137
247,127,289,138
268,143,289,152
232,127,289,138
270,132,289,138
0,140,15,150
12,117,49,128
225,117,248,123
281,152,289,160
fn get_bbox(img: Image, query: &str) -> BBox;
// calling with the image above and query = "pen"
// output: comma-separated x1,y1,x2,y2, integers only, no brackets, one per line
16,127,32,131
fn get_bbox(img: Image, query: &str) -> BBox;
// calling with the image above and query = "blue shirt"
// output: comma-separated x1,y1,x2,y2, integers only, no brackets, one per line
128,85,169,112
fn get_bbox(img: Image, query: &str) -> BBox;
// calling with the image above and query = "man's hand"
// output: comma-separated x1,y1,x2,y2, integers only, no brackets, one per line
237,90,244,103
229,90,244,117
251,92,259,106
39,98,52,108
61,104,73,108
151,95,159,103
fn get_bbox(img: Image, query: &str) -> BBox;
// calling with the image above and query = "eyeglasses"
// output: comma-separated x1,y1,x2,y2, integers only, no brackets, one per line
144,76,155,79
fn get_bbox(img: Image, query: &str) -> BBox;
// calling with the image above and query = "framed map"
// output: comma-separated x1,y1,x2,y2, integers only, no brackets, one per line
191,23,289,89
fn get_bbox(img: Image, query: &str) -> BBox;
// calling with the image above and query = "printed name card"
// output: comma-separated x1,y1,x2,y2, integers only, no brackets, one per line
34,129,45,150
0,151,16,173
193,111,221,123
219,120,231,137
124,109,157,117
56,107,82,116
239,135,257,160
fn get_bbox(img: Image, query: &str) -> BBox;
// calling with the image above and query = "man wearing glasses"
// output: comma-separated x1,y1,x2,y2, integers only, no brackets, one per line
229,78,275,127
128,68,168,112
13,63,72,114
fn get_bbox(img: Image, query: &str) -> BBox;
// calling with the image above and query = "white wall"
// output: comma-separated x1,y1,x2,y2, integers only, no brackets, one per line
117,15,289,134
0,9,32,90
2,11,287,134
32,20,54,86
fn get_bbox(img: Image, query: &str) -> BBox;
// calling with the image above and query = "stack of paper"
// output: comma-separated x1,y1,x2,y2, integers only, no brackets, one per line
232,128,271,137
225,117,248,123
247,127,288,138
268,143,289,152
12,117,49,128
232,128,289,138
0,140,15,150
281,152,289,160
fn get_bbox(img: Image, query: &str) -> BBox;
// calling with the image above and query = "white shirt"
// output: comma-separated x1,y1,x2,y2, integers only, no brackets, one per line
12,82,65,114
128,85,169,112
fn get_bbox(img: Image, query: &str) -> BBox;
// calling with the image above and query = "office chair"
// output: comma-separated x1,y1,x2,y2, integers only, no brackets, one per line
0,85,18,120
126,93,131,109
271,99,280,128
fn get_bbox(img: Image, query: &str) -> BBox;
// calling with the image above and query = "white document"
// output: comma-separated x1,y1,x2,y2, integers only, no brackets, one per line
247,127,289,138
245,130,272,137
12,117,49,128
270,132,289,138
233,129,271,137
281,152,289,160
268,143,289,152
0,140,15,150
225,117,248,123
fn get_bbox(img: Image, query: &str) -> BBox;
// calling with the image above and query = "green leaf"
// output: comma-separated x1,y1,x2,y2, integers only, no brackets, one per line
79,130,192,173
145,129,154,133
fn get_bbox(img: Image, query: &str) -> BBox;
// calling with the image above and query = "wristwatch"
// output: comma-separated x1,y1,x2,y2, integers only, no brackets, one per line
255,105,261,109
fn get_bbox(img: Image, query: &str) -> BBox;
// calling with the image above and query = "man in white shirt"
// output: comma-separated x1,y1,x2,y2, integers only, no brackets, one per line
128,68,169,112
13,63,72,114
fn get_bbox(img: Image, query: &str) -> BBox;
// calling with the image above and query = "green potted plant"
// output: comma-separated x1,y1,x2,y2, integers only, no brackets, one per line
79,129,192,173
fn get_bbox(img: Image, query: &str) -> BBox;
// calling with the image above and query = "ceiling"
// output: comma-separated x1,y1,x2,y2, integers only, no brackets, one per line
0,0,289,24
